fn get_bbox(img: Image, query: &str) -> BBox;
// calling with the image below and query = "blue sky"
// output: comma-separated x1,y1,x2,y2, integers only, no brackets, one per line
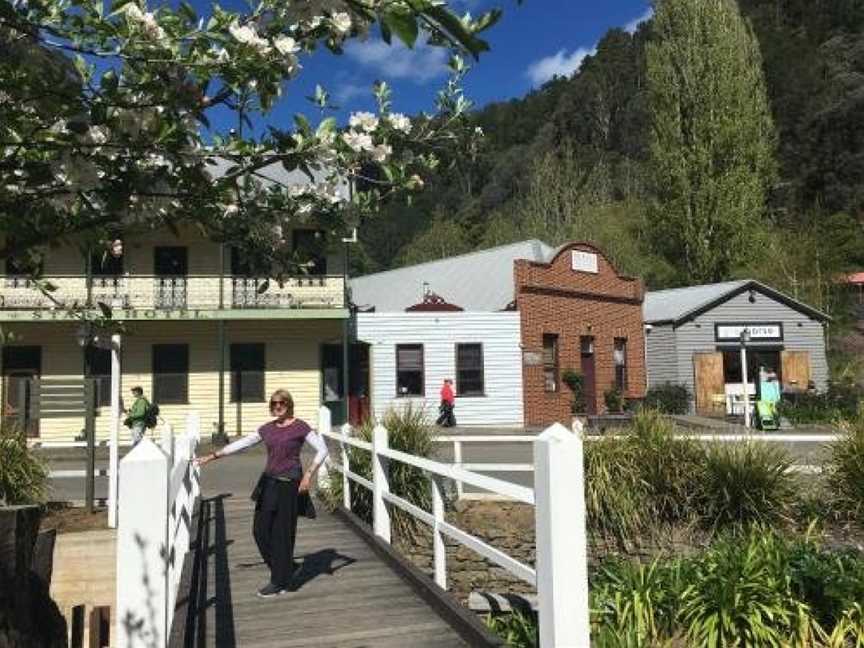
205,0,654,134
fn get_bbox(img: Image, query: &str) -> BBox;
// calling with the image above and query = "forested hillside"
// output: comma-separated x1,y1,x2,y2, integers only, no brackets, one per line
353,0,864,315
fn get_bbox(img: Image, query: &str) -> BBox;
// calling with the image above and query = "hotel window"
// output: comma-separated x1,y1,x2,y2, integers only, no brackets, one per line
456,343,484,396
230,343,266,403
543,334,559,392
84,345,112,408
152,344,189,404
396,344,424,396
614,338,628,391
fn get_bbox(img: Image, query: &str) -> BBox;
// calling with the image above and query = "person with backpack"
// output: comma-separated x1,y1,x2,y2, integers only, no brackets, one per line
123,386,151,444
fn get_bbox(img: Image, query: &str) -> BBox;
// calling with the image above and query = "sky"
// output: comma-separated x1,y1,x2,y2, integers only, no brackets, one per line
204,0,654,135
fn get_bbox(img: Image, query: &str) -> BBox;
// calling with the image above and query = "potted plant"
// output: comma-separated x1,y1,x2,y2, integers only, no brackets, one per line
562,369,587,426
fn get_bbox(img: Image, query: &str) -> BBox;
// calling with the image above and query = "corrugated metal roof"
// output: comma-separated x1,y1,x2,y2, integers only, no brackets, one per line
349,240,555,312
644,280,748,323
208,157,350,200
644,279,830,324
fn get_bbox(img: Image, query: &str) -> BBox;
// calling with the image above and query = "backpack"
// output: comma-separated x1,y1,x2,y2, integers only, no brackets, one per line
144,402,160,429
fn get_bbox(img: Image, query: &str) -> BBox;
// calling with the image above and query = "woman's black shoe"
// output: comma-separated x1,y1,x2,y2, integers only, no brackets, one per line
256,582,286,598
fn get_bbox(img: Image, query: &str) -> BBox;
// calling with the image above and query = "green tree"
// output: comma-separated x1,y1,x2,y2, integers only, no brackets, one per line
646,0,777,284
397,212,472,266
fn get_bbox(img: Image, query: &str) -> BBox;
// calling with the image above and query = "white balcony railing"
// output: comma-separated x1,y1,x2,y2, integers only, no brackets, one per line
0,274,345,311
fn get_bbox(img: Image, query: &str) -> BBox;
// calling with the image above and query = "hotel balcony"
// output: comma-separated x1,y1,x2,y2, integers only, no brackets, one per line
0,274,347,320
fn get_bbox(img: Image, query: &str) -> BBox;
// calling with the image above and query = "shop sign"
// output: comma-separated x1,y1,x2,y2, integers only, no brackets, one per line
715,323,783,342
523,350,543,366
571,250,598,274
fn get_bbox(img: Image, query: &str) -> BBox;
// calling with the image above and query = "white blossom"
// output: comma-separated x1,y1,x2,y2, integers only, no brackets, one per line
229,21,271,54
342,130,373,153
124,4,165,41
387,113,411,134
331,12,352,34
87,126,108,145
223,203,240,217
371,143,392,163
308,16,324,29
273,35,299,56
349,111,379,133
474,126,484,137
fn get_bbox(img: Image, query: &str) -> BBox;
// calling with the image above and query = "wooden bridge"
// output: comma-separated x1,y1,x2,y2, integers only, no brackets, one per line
168,461,487,648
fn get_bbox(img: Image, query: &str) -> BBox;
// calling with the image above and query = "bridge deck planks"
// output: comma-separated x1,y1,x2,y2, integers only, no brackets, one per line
193,484,469,648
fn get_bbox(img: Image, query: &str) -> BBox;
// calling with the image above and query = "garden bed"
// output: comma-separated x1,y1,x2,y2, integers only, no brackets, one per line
40,503,108,535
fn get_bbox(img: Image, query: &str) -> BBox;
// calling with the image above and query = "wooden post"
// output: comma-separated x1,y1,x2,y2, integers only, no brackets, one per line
533,423,590,648
84,379,96,514
340,422,351,510
16,378,27,432
88,605,110,648
108,333,121,529
70,604,85,648
431,476,446,589
115,439,169,648
371,424,391,543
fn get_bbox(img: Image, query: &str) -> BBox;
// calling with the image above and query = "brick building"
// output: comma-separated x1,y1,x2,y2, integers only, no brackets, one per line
515,242,646,424
349,240,647,427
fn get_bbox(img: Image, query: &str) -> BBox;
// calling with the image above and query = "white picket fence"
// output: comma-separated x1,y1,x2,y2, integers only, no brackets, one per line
115,413,201,648
317,407,590,648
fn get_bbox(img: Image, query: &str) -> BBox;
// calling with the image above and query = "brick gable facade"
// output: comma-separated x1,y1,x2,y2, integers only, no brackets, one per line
515,242,646,425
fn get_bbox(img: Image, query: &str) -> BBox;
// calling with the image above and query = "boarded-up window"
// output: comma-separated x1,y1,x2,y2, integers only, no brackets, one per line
396,344,424,396
456,344,484,396
543,334,559,392
614,338,627,391
153,344,188,404
231,343,265,403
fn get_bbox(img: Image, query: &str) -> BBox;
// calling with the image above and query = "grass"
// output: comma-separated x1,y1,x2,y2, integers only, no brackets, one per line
824,412,864,521
0,423,49,505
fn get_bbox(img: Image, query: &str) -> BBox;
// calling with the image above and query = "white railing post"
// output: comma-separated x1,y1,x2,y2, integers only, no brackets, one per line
317,406,332,489
533,423,590,648
186,412,201,500
453,440,464,501
431,476,447,589
340,422,352,510
160,421,175,464
115,439,170,648
372,424,391,543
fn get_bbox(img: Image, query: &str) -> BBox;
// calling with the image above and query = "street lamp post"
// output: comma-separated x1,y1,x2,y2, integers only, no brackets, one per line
740,328,751,428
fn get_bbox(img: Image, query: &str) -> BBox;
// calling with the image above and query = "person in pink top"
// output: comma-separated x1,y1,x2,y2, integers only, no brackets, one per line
196,389,328,598
436,378,457,427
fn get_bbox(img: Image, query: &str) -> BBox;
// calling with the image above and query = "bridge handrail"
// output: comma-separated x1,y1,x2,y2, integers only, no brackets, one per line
316,407,590,647
115,412,201,648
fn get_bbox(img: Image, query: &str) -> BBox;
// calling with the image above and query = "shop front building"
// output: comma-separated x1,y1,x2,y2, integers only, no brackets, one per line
644,280,830,416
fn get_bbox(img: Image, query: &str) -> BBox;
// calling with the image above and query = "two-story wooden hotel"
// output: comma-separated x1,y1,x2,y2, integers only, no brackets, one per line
1,219,348,443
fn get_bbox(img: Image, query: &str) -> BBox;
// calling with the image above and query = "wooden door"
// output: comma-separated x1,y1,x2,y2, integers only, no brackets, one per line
781,351,811,391
580,337,596,415
693,352,724,415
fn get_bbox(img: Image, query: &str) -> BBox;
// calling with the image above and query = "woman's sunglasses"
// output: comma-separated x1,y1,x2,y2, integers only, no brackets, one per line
269,400,288,408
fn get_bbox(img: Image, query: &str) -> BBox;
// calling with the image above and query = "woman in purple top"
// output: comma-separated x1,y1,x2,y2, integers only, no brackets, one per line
197,389,328,598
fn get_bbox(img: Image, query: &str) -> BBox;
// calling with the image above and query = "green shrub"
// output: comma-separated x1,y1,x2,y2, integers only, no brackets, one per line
562,369,586,413
698,441,796,529
604,387,625,414
823,413,864,520
778,381,863,424
0,423,48,505
319,404,435,540
485,610,537,648
679,529,820,647
642,383,690,415
583,437,648,546
591,558,687,645
626,410,704,524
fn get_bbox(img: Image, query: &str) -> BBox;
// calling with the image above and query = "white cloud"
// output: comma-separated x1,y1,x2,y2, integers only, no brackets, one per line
334,82,368,105
526,46,595,86
525,6,654,87
624,7,654,34
345,37,449,83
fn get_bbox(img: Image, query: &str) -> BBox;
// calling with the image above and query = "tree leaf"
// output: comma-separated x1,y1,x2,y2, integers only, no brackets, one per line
383,8,419,48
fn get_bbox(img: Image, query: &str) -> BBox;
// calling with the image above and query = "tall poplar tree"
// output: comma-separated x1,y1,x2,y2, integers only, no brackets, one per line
646,0,777,284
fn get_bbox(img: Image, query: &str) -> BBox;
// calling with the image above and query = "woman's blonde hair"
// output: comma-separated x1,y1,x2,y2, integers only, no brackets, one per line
269,389,294,416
